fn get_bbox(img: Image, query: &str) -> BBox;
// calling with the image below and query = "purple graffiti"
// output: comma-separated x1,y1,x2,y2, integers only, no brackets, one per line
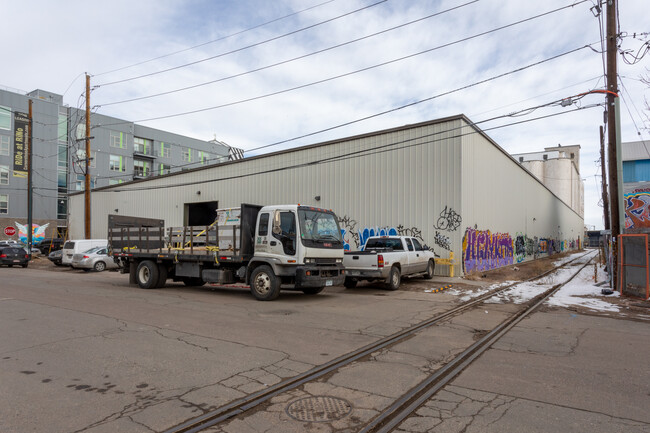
463,228,514,273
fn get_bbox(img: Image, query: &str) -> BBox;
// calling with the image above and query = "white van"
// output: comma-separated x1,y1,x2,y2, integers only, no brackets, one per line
62,239,108,266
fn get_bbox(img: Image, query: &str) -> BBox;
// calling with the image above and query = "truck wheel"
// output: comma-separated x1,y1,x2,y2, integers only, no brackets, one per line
302,287,324,295
343,278,357,289
136,260,159,289
250,265,280,301
424,260,435,279
93,261,106,272
156,264,168,288
386,266,401,291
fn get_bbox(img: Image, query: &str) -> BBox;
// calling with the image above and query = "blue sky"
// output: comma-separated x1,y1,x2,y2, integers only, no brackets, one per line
2,0,648,229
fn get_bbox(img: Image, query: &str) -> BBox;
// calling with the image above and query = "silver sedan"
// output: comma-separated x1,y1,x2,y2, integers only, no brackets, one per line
71,247,119,272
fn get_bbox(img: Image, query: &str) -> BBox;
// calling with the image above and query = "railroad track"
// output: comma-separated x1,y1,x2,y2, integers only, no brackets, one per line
164,250,597,433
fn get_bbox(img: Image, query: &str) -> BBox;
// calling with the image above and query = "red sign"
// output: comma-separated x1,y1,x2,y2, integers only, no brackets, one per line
4,226,16,236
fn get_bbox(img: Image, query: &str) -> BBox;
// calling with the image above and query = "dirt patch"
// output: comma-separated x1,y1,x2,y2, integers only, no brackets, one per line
463,252,575,282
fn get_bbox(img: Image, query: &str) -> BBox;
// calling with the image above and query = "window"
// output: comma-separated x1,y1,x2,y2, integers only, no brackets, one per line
412,239,424,251
58,112,68,143
133,159,151,177
57,144,67,168
272,211,296,256
198,151,209,164
258,213,269,236
57,171,67,194
134,137,152,154
0,194,7,214
157,142,170,158
0,135,9,156
519,157,524,162
109,154,124,172
75,175,95,191
109,179,123,186
405,238,414,251
0,165,8,185
159,163,171,175
183,148,191,162
110,131,125,148
0,106,10,130
57,198,67,220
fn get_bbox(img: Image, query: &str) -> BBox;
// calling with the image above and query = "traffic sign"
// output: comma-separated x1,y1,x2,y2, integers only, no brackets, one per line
4,226,16,236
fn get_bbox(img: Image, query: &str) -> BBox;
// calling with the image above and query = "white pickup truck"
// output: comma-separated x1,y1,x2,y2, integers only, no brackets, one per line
343,236,435,290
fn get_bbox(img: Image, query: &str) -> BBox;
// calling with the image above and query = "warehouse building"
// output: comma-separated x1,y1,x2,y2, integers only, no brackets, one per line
68,115,584,276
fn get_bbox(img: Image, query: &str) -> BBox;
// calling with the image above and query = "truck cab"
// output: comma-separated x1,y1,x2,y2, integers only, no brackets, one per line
248,205,345,299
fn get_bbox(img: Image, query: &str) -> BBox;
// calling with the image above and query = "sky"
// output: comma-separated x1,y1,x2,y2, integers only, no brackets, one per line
2,0,648,230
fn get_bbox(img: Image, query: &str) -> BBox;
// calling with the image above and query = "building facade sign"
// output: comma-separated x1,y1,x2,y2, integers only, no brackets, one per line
13,111,29,177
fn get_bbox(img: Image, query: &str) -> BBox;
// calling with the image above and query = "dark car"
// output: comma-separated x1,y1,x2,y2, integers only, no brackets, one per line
48,249,63,266
36,238,65,254
0,247,30,268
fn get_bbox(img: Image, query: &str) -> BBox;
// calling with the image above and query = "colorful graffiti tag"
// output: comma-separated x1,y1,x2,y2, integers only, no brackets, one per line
624,190,650,230
462,228,514,273
15,222,49,244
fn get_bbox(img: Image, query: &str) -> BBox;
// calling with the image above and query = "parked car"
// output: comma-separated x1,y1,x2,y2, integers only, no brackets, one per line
0,240,21,248
62,239,108,266
71,246,118,272
48,249,63,266
36,238,65,254
0,246,30,268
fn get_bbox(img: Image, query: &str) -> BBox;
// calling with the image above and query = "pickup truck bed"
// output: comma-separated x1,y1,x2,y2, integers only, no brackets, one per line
343,236,435,290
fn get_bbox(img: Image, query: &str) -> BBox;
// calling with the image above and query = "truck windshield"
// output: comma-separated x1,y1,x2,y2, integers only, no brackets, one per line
298,208,343,248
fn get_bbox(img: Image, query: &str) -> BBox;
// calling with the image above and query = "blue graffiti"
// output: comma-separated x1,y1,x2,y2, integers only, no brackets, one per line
359,227,398,250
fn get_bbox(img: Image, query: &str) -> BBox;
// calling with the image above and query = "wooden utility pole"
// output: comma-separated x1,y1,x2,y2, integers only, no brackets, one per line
85,74,91,239
600,126,610,230
27,99,33,254
605,0,619,287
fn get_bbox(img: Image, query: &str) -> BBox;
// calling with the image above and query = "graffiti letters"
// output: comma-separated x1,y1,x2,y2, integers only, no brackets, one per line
337,216,360,251
624,192,650,230
433,206,462,232
462,228,514,273
514,234,526,263
434,231,451,250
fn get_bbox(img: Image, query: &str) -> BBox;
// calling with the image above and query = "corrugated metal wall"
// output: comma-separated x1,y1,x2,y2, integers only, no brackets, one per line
69,116,583,276
461,124,584,274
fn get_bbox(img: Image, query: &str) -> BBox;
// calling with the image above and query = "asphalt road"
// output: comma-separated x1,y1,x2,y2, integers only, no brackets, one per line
1,260,648,433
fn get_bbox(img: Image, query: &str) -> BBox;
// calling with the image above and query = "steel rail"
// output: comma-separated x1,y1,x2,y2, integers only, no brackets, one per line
164,250,595,433
361,252,596,433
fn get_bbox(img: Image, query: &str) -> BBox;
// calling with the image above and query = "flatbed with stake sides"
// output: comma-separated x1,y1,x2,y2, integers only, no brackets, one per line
109,204,345,300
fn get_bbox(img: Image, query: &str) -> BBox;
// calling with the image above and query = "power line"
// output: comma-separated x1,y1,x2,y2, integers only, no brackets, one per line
96,4,592,130
93,0,339,77
96,0,480,107
245,44,592,154
95,0,389,87
93,102,603,193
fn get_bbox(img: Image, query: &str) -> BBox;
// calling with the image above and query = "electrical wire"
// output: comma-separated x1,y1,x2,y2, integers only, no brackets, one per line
96,0,480,107
95,0,389,87
85,101,603,189
93,0,340,77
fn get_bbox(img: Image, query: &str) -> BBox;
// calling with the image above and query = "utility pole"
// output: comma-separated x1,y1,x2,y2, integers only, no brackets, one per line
85,74,91,239
600,126,610,230
27,99,33,255
605,0,619,288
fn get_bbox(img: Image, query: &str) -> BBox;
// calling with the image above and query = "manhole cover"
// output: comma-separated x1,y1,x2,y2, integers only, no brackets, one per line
286,396,352,422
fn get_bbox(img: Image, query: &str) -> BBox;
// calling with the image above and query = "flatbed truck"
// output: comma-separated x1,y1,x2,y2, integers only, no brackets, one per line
109,204,345,300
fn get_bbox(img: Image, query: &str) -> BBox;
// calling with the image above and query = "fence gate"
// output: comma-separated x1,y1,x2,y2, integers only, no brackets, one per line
618,234,650,300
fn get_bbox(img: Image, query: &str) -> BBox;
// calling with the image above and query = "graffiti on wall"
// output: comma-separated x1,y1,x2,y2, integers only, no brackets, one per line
624,190,650,230
15,222,49,244
462,228,580,273
337,216,360,251
434,231,452,250
433,206,462,232
462,228,514,273
336,216,429,251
